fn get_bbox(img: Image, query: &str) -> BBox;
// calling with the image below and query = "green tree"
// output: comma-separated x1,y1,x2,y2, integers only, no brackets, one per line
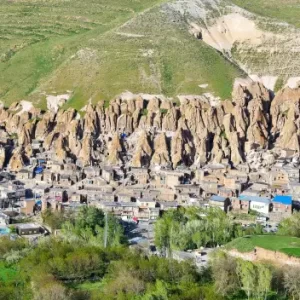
237,260,256,300
255,264,272,300
210,251,240,297
278,213,300,237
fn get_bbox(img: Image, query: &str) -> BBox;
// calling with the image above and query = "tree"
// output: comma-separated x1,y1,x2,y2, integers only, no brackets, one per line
237,260,256,300
283,266,300,300
278,213,300,237
210,251,240,297
255,264,272,300
42,209,66,232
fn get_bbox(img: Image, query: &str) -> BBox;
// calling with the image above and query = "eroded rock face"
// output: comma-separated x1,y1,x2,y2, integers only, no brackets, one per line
0,147,5,169
2,83,300,170
8,148,24,172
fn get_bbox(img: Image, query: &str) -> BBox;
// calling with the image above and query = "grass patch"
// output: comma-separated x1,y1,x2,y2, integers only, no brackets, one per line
231,0,300,28
226,235,300,257
71,281,105,291
0,262,17,283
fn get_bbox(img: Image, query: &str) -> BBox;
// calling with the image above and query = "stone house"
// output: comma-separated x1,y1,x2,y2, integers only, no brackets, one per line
84,166,100,179
218,187,236,198
20,199,36,215
231,197,250,213
174,184,200,196
272,195,292,214
208,195,230,212
200,181,218,197
116,190,135,203
48,188,68,202
158,201,178,210
16,169,31,181
131,168,149,184
270,169,289,186
42,169,53,184
137,198,157,209
51,162,63,173
153,170,186,188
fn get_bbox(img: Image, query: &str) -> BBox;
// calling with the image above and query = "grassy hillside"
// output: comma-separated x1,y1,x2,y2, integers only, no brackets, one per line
0,0,244,109
226,235,300,257
231,0,300,28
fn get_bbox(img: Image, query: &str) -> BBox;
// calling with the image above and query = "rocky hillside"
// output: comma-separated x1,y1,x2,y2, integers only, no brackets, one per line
1,81,299,171
1,0,300,109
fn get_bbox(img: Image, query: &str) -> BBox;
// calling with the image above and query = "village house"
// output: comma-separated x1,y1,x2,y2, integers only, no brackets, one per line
239,195,271,215
208,195,230,212
130,168,150,184
116,192,134,203
20,199,36,215
174,184,200,196
16,223,43,236
156,188,176,201
51,162,64,173
42,169,53,184
101,166,114,182
58,174,73,187
136,198,159,221
48,188,68,202
272,195,292,214
84,166,100,179
231,197,250,213
152,170,187,189
58,201,86,213
32,185,50,199
136,198,157,209
69,192,86,203
269,168,289,186
218,187,236,198
158,201,178,210
200,181,218,197
16,169,31,181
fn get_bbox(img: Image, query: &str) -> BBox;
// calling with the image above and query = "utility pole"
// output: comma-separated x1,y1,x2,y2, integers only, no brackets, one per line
104,212,108,248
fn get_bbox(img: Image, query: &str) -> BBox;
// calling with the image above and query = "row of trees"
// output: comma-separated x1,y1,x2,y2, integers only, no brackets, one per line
210,250,300,300
154,207,263,252
42,206,126,247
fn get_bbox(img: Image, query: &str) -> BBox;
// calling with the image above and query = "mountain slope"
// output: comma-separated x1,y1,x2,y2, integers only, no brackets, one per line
0,0,244,108
0,0,300,109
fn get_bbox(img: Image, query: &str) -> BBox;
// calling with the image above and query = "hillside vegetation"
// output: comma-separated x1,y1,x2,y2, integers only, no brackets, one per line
1,0,300,109
0,0,244,108
231,0,300,28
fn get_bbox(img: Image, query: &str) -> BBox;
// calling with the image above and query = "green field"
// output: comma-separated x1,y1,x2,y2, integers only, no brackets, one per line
226,235,300,257
231,0,300,28
0,0,244,108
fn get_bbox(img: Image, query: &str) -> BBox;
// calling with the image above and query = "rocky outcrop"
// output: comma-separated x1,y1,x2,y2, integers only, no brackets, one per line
8,148,24,172
2,82,300,170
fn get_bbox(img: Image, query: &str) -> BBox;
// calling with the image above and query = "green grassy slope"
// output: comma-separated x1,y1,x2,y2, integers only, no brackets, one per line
0,0,244,108
231,0,300,28
226,235,300,257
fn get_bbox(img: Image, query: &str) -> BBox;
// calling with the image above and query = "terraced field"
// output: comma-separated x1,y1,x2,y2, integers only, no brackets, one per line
0,0,244,108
